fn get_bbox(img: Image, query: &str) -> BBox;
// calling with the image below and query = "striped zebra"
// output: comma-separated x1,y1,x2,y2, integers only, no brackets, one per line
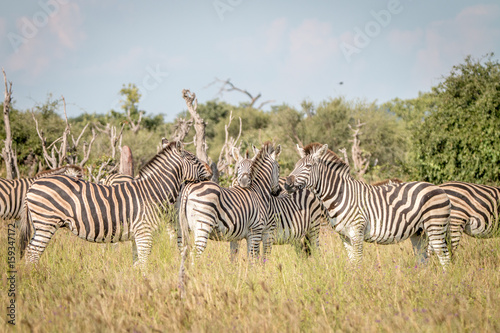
100,173,135,186
0,164,83,221
284,143,452,267
230,150,327,257
177,142,281,260
439,181,500,252
19,139,212,268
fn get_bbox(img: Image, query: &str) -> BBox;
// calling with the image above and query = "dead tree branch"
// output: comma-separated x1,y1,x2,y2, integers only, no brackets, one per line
338,148,350,166
182,89,208,163
1,68,19,179
348,119,370,182
170,117,193,142
217,110,242,177
208,78,274,109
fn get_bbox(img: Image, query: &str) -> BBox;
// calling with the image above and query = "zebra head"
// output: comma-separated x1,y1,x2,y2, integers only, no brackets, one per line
165,139,213,182
233,148,253,188
285,143,328,193
251,143,282,196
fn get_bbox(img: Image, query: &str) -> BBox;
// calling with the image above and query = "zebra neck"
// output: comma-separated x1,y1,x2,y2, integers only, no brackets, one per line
135,173,181,205
315,167,366,216
250,178,273,199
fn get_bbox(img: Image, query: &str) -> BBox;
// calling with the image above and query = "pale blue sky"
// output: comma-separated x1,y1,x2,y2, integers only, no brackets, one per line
1,0,499,121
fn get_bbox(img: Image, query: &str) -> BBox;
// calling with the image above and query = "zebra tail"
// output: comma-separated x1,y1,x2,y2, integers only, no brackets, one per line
18,202,32,259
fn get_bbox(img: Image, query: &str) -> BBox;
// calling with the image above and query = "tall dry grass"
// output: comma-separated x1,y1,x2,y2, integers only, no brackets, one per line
1,219,499,332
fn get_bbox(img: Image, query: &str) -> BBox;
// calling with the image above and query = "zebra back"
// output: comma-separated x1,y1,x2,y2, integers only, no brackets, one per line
100,173,135,186
0,164,83,221
439,181,500,249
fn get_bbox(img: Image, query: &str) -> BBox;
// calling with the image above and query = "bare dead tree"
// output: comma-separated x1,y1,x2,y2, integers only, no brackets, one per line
95,122,125,161
182,89,209,163
2,68,19,179
170,117,193,142
338,148,350,167
217,110,242,178
32,96,96,169
128,110,143,134
348,119,371,182
208,78,274,109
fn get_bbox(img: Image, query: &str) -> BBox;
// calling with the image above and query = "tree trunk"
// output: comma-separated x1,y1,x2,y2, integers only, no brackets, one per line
120,145,134,176
182,89,209,163
2,68,18,179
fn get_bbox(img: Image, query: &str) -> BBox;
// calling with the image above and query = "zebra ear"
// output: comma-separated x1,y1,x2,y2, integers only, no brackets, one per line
296,144,305,158
252,145,260,160
312,144,328,161
162,138,169,149
244,149,249,159
274,144,282,159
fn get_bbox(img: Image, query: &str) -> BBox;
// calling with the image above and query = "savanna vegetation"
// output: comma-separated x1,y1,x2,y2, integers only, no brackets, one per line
1,54,500,332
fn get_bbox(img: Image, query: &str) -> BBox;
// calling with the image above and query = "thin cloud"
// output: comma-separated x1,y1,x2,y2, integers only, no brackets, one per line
5,2,86,78
414,4,500,86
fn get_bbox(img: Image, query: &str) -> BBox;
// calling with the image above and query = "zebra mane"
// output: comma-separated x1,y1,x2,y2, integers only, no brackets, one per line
138,141,185,178
251,142,275,179
302,143,347,166
35,164,83,178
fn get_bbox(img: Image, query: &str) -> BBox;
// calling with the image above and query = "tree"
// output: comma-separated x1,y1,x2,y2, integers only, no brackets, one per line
414,54,500,184
111,83,144,134
2,68,19,179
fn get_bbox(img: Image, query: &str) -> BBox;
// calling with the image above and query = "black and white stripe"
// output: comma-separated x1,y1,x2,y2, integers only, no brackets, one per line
0,164,83,221
177,142,281,260
19,139,212,268
439,181,500,252
231,152,327,257
100,173,135,186
285,143,452,267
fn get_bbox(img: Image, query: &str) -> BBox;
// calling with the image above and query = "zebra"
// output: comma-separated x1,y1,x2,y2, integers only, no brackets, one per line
0,164,83,222
19,139,213,268
230,149,328,257
100,173,135,186
438,181,500,253
177,142,281,261
284,143,452,268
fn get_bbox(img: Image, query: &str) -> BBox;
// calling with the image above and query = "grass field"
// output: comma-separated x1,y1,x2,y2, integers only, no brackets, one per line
1,219,500,332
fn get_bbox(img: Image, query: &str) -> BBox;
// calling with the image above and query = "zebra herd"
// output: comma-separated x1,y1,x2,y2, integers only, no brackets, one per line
4,139,499,272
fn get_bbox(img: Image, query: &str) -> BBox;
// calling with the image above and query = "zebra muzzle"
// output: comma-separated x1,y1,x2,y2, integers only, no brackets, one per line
284,176,297,193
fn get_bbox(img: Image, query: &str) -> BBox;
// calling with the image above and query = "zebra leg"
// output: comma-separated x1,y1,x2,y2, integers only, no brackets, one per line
230,241,240,262
132,241,138,265
133,229,153,270
262,231,273,262
448,217,466,253
246,233,262,261
339,227,364,266
424,220,451,268
303,223,321,256
410,230,429,265
25,222,59,264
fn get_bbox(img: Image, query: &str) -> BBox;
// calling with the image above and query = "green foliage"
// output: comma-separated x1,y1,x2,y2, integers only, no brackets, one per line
413,54,500,184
